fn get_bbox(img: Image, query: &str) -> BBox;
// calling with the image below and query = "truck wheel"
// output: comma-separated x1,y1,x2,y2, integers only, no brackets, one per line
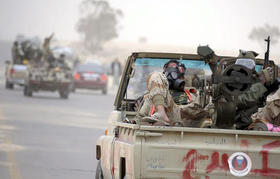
72,87,76,93
5,80,13,89
26,85,33,97
70,83,76,93
59,89,69,99
102,88,107,95
95,161,104,179
23,85,27,96
5,80,9,89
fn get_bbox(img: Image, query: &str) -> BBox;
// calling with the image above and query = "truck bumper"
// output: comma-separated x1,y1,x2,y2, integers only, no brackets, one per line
29,80,71,91
9,78,25,86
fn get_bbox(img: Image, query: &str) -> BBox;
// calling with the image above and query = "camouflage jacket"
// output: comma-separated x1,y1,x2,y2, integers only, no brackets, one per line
235,82,267,129
252,88,280,126
236,82,267,109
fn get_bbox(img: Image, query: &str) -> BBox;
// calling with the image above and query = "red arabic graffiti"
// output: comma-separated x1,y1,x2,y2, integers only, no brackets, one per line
182,149,209,179
206,152,229,173
182,140,280,179
240,139,249,150
252,140,280,177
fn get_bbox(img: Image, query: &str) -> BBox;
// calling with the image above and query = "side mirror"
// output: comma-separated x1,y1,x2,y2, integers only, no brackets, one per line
5,60,11,65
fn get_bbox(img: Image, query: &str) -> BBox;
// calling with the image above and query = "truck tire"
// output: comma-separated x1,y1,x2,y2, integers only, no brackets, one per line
59,89,69,99
102,88,107,95
24,85,32,97
70,83,76,93
5,80,9,89
95,161,104,179
5,80,13,89
23,85,27,96
71,86,76,93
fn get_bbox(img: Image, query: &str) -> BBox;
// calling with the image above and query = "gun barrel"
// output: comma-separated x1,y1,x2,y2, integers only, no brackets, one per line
264,36,270,67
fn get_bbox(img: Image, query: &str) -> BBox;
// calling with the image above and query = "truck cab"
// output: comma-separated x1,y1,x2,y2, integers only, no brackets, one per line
96,52,280,179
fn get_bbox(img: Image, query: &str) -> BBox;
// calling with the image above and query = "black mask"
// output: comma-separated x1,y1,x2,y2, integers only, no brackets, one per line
164,67,185,90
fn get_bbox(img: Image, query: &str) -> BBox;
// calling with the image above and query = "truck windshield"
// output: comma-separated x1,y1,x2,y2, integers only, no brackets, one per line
126,58,211,99
126,58,263,99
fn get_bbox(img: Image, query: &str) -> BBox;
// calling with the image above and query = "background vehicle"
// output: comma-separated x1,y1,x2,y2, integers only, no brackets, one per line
95,52,280,179
72,62,108,94
5,60,27,89
24,61,73,99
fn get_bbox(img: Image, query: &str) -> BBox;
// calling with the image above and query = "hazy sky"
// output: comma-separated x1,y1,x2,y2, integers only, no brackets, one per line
1,0,280,56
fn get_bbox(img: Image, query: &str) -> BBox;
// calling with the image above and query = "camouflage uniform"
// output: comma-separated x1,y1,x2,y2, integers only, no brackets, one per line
138,72,210,126
138,72,181,124
233,50,269,129
251,88,280,126
12,42,21,64
234,82,267,129
42,33,54,63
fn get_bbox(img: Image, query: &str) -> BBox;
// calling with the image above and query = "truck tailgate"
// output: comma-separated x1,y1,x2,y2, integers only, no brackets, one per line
139,126,280,179
12,64,27,78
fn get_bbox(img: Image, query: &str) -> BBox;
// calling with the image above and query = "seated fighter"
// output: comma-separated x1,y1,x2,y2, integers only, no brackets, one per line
137,59,210,127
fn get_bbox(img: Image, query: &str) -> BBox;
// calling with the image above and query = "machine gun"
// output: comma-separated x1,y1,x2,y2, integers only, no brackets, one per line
198,42,280,129
192,74,212,108
197,46,258,129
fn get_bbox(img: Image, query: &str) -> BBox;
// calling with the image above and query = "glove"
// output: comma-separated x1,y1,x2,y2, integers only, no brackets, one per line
262,67,274,83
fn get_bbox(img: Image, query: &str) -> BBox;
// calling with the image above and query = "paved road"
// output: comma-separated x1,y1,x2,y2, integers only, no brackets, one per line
0,82,116,179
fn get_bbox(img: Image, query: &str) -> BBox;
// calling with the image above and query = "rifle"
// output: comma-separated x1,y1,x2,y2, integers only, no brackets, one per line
264,36,270,68
263,36,278,83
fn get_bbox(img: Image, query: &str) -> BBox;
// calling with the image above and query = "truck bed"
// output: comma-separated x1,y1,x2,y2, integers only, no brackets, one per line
100,111,280,179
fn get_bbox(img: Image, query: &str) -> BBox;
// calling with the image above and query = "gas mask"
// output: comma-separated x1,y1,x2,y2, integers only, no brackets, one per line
164,67,185,90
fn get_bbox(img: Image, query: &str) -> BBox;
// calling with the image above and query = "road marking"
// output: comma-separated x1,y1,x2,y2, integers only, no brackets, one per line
0,109,22,179
5,137,22,179
0,161,12,167
0,125,16,130
0,142,25,152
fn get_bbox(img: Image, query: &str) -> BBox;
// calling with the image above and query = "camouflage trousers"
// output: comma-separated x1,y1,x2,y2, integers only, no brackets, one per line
138,72,210,127
251,88,280,126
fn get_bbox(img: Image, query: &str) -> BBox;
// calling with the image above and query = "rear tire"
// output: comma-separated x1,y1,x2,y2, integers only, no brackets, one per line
102,88,107,95
23,85,27,96
59,89,69,99
95,161,104,179
24,84,33,97
72,87,76,93
5,80,13,89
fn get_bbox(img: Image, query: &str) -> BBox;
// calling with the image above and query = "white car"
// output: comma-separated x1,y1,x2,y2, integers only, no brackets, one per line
5,61,27,89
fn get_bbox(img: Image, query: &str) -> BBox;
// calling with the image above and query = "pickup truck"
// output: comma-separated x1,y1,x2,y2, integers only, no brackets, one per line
5,60,27,89
96,52,280,179
23,62,73,99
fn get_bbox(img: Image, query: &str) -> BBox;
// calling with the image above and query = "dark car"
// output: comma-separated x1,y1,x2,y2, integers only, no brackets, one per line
73,63,108,94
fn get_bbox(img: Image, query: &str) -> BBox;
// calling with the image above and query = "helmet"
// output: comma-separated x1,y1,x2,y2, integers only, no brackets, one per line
236,50,259,70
